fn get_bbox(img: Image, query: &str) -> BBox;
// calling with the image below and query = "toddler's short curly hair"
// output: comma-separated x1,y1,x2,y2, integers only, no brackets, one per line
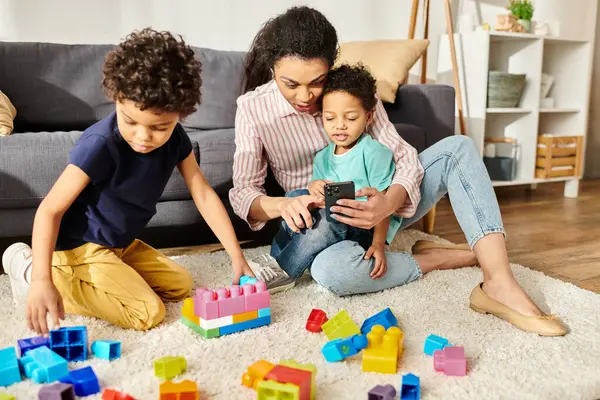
323,63,377,111
102,28,202,118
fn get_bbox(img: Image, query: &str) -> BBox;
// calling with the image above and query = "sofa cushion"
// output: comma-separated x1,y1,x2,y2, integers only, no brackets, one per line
0,131,198,209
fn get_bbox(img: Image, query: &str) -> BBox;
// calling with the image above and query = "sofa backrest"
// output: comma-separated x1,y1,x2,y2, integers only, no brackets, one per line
0,42,245,133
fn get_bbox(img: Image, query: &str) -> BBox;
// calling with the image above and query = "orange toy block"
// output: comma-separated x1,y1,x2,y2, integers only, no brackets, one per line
264,365,312,400
181,298,199,325
362,325,404,374
232,310,258,324
159,380,198,400
241,360,275,389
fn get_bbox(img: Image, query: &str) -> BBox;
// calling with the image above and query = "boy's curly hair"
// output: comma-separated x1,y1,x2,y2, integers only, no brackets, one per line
323,63,377,111
102,28,202,118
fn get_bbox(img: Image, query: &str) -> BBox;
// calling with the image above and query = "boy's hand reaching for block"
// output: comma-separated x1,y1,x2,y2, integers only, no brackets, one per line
26,279,65,336
232,256,256,285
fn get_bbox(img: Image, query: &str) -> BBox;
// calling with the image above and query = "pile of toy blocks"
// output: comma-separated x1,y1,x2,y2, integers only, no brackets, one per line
241,359,316,400
0,325,134,400
181,279,271,338
153,355,199,400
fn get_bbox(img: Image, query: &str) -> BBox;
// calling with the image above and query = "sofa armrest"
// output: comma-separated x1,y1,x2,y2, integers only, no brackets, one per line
383,84,455,148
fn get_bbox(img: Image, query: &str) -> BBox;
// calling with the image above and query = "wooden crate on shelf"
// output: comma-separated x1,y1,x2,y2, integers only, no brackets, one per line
535,135,583,179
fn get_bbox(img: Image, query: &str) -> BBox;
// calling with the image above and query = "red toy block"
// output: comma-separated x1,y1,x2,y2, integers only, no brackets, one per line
102,388,136,400
434,346,467,376
243,281,270,312
216,286,246,317
306,309,328,333
265,365,311,400
194,289,219,320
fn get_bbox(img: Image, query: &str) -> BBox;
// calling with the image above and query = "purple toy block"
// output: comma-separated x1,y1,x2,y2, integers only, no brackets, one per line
18,336,50,357
217,285,246,317
368,384,397,400
59,366,100,396
434,346,467,376
194,288,219,320
244,281,270,312
38,382,75,400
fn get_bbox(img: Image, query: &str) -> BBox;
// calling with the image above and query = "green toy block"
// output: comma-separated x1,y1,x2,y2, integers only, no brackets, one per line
280,359,317,400
0,394,15,400
181,317,220,338
154,356,187,380
321,310,360,340
257,379,300,400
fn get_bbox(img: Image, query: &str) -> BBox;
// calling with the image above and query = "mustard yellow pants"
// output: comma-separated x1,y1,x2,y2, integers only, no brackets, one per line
51,239,193,331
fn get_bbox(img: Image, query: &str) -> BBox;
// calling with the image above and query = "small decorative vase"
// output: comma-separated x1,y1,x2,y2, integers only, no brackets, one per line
518,19,532,33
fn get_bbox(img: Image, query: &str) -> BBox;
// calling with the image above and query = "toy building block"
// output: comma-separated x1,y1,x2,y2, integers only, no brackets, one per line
154,356,187,380
181,298,199,325
199,314,233,330
49,326,88,362
321,310,360,340
91,340,122,361
434,346,467,376
279,360,317,400
159,380,198,400
257,380,300,400
322,334,368,362
194,281,270,320
0,346,21,386
0,394,15,400
18,336,50,356
242,281,270,312
305,309,328,333
58,366,101,396
102,388,136,400
400,373,420,400
361,308,398,334
258,307,271,318
220,315,271,336
233,310,259,324
242,360,276,389
38,382,75,400
264,365,312,400
20,346,68,384
368,384,396,400
423,334,449,356
362,325,404,374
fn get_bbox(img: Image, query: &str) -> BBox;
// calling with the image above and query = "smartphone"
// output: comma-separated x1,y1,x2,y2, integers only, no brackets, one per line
325,181,356,223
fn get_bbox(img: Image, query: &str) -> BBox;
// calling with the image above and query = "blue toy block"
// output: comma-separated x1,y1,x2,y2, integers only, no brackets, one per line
0,347,21,386
49,326,88,362
322,334,368,362
91,340,121,360
59,366,100,396
258,307,271,318
17,336,50,357
400,373,420,400
361,308,398,334
424,334,450,356
219,315,271,336
19,346,68,384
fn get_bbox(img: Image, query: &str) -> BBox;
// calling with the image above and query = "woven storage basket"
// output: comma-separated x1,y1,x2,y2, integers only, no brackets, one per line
487,71,526,108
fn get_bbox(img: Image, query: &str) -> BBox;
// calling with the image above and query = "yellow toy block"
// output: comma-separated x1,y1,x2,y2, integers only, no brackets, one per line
233,310,258,324
242,359,275,390
279,359,317,400
321,310,360,340
361,325,404,374
181,297,199,325
159,380,198,399
257,379,300,400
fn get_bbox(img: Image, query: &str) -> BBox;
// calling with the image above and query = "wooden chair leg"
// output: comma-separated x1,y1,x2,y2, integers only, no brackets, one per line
422,204,437,234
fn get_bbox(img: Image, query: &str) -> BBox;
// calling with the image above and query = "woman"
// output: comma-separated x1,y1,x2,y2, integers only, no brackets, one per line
230,6,567,336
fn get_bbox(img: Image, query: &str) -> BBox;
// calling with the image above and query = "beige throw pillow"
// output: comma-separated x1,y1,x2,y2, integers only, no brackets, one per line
335,40,430,103
0,90,17,136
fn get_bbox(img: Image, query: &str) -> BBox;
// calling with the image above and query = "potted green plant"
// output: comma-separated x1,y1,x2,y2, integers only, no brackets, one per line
507,0,535,33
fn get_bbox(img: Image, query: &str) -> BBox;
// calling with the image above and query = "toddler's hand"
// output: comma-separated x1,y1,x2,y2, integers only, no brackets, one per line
365,244,387,279
232,256,255,285
308,180,332,199
26,279,65,336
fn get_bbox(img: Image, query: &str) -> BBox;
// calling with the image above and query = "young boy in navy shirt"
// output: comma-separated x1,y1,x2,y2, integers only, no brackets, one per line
2,28,253,334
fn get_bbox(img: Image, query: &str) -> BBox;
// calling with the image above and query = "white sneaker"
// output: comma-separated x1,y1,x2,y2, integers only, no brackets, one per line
2,242,33,306
247,254,295,294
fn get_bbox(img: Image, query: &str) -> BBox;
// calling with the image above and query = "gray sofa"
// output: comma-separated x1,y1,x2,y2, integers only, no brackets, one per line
0,41,455,251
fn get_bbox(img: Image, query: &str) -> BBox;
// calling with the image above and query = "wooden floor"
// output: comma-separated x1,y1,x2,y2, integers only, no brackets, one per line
163,179,600,294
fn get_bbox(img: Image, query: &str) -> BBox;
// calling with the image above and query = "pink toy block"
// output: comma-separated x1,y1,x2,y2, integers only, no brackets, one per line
217,285,246,317
244,281,270,312
434,346,467,376
194,289,220,320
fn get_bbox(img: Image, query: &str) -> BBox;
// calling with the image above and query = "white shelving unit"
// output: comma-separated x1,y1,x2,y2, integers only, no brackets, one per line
436,6,597,198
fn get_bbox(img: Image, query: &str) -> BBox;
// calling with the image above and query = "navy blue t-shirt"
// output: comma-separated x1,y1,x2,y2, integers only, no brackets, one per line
55,112,192,250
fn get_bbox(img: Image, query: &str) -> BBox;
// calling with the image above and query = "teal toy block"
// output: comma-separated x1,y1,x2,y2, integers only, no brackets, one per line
49,326,87,362
321,310,360,340
19,346,68,384
258,307,271,318
424,334,450,356
219,315,271,336
361,308,398,334
0,346,21,386
91,340,121,360
322,334,368,362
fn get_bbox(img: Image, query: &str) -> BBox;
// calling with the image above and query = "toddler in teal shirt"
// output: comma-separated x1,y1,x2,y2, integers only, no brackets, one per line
270,64,401,281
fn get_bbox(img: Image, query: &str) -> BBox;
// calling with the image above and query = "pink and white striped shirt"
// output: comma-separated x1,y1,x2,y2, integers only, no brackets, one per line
229,80,424,231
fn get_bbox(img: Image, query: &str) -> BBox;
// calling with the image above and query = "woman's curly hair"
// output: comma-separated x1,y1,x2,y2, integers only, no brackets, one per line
102,28,202,118
323,63,378,111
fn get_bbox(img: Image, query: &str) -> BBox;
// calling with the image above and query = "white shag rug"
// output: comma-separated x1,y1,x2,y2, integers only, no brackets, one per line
1,230,600,400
